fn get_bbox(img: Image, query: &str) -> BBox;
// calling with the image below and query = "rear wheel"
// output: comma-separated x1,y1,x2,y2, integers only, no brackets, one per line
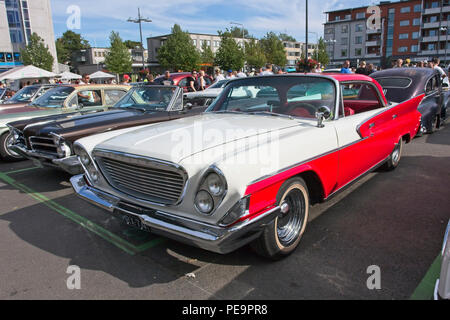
0,132,24,162
251,177,309,260
381,138,403,171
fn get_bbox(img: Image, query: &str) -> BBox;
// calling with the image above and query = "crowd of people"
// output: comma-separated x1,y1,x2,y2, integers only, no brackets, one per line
338,57,449,86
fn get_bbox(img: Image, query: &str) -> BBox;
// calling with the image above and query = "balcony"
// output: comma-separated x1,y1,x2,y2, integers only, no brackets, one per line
423,7,442,15
365,53,380,58
365,40,381,47
420,49,450,55
367,28,381,34
423,22,440,29
422,35,439,42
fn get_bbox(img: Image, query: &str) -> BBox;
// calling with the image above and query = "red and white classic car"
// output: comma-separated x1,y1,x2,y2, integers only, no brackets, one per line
70,74,423,259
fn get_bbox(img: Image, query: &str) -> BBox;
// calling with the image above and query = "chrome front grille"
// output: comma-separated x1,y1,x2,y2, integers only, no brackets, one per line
29,136,58,156
94,149,187,206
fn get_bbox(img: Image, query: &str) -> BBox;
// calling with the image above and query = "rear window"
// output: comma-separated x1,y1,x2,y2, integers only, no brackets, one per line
375,77,412,88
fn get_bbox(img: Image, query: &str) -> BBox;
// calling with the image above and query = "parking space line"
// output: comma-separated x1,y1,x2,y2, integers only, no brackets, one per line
410,254,442,300
0,172,165,255
4,166,40,175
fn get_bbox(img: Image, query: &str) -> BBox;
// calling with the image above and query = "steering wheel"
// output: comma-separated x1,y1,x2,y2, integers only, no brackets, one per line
286,103,317,117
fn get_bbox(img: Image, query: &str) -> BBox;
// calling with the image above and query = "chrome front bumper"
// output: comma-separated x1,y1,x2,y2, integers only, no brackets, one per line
10,144,83,175
70,174,280,254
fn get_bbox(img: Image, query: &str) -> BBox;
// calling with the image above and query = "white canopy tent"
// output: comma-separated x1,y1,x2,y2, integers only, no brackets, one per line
89,71,115,79
58,71,82,80
0,65,57,81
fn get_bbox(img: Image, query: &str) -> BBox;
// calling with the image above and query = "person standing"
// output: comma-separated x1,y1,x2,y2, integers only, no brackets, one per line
261,64,274,75
121,74,131,85
214,69,225,82
340,60,352,74
356,61,369,75
197,70,206,91
187,71,198,92
394,59,403,68
162,71,175,86
80,74,91,85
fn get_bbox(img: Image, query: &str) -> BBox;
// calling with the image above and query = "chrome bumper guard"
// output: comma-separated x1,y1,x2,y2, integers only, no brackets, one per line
10,144,83,175
70,174,280,254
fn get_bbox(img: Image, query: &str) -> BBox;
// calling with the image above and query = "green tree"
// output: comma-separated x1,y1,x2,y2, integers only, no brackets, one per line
244,39,266,70
200,41,215,65
312,37,330,66
20,33,54,71
124,40,142,49
157,24,201,71
215,30,245,71
259,32,287,67
229,27,251,39
278,33,296,42
104,31,132,75
55,30,90,65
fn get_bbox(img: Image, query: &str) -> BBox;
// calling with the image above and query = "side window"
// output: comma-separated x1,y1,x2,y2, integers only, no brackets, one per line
104,90,127,105
67,95,78,108
77,90,102,107
340,83,383,117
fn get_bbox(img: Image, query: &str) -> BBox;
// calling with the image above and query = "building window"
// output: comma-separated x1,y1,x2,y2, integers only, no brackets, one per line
400,7,410,13
341,37,348,45
342,25,348,33
412,32,420,39
355,24,363,32
355,36,362,44
356,12,365,19
341,49,347,57
355,48,362,56
192,39,197,46
345,14,351,20
414,4,421,12
398,46,408,53
413,18,421,26
399,33,409,39
411,45,419,52
389,8,395,14
325,28,334,34
427,43,436,50
399,20,410,26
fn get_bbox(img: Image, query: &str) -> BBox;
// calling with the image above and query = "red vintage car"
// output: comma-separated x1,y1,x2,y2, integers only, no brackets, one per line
154,72,214,92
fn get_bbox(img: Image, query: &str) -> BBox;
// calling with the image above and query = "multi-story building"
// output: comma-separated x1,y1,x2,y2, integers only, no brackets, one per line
324,0,450,68
73,47,149,75
148,33,312,70
0,0,57,72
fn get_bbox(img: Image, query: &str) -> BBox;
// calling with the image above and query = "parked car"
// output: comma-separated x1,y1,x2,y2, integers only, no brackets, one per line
8,85,207,174
0,84,58,108
371,68,449,134
154,72,214,92
0,84,130,161
435,220,450,300
183,80,229,107
70,74,422,259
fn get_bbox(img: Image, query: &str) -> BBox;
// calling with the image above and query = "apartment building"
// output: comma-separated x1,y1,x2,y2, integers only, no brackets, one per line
0,0,57,72
324,0,450,67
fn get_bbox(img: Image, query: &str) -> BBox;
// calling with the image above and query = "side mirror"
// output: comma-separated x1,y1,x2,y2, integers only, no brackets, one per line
185,102,193,110
316,106,331,128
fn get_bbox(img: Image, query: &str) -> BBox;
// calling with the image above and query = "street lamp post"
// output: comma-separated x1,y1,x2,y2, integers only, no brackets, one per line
305,0,308,59
127,8,152,71
441,26,448,66
309,31,319,61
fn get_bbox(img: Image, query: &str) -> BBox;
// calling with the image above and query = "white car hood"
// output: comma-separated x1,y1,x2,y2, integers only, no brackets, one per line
96,113,304,163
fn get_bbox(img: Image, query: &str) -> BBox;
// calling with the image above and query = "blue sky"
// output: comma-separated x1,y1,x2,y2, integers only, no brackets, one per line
51,0,375,47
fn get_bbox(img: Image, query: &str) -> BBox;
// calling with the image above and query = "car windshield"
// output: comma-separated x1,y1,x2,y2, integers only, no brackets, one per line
31,87,75,107
207,76,336,119
7,86,39,103
0,88,5,98
115,86,176,112
208,80,229,89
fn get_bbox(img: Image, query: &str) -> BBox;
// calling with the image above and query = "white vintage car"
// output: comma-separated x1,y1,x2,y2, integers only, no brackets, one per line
71,74,423,259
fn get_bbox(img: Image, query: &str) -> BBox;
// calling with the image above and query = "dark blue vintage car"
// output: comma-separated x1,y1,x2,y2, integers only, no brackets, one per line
371,68,449,134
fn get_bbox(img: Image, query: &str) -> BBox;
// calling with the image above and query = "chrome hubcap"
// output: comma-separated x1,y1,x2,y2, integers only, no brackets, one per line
5,134,20,157
392,144,400,163
277,189,305,247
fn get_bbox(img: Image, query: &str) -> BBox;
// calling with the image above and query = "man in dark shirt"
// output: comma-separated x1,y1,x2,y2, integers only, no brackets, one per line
162,71,175,86
356,61,369,75
187,71,198,92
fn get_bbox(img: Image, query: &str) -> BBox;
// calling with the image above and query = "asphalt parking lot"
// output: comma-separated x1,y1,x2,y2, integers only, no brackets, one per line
0,124,449,300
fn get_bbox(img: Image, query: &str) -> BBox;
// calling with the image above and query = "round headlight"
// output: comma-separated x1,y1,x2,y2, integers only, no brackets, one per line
206,173,224,196
57,143,71,158
88,167,99,183
195,190,214,214
79,151,91,166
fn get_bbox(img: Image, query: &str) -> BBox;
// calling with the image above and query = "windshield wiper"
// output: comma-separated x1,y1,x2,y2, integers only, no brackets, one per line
249,111,294,120
125,106,147,113
212,110,246,114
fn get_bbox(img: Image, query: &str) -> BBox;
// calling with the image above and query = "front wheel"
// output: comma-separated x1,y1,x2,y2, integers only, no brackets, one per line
381,138,403,171
251,177,309,260
0,132,25,162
